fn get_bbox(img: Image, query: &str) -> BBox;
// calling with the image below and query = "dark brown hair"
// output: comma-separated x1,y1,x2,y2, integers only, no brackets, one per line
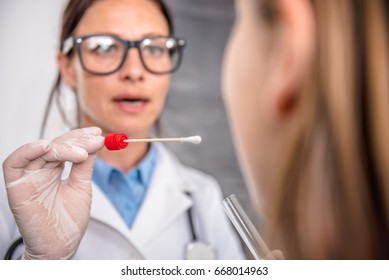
40,0,173,138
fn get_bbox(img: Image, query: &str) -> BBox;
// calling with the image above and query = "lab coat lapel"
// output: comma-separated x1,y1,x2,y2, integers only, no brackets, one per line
129,144,194,247
63,161,133,243
90,182,130,239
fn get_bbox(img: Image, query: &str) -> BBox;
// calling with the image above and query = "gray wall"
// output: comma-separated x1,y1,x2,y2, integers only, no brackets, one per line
162,1,256,258
162,0,253,216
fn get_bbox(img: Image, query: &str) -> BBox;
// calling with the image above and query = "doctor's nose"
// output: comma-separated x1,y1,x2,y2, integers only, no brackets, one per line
118,48,145,81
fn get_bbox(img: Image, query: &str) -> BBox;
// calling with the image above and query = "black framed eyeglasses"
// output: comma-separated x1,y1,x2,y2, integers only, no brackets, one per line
61,34,186,75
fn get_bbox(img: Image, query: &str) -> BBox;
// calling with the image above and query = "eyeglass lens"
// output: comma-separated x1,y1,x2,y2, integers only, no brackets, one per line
79,35,181,74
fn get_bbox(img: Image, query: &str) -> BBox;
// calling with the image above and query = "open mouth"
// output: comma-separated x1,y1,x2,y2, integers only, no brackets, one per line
113,96,149,106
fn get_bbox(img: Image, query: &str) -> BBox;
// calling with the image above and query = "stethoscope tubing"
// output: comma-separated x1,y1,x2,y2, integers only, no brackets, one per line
4,237,23,260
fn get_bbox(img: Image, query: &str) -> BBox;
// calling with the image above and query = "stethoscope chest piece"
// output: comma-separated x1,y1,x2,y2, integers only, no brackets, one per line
186,240,216,260
184,192,216,260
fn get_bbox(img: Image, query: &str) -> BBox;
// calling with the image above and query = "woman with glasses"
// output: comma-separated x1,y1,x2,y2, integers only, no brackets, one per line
0,0,244,260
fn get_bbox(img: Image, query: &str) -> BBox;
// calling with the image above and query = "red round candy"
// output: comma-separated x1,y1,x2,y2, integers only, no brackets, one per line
104,133,129,150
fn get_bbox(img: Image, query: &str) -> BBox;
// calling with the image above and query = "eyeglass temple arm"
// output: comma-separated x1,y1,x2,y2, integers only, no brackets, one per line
61,37,74,55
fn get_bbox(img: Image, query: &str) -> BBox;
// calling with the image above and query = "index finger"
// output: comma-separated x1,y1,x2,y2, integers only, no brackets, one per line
2,140,51,182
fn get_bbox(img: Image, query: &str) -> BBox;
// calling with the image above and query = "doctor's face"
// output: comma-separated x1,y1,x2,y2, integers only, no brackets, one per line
222,0,281,209
61,0,171,138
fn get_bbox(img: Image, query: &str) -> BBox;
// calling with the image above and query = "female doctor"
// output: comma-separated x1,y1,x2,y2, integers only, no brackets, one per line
0,0,244,260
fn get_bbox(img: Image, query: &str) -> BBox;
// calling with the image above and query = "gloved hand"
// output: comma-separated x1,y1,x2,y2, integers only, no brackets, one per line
2,127,105,260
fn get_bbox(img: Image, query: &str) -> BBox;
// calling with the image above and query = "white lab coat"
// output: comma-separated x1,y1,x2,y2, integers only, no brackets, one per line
0,144,245,260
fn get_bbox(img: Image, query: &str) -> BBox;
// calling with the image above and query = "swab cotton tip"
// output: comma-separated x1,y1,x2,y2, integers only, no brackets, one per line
182,135,202,144
105,133,129,150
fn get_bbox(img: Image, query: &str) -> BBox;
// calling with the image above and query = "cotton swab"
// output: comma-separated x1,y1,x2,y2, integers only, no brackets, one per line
104,133,202,150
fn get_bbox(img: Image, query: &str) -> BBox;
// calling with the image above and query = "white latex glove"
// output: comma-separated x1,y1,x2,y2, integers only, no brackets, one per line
2,127,105,260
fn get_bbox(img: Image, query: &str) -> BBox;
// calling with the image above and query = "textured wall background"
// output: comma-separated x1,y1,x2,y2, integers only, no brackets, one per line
162,1,255,258
162,0,253,216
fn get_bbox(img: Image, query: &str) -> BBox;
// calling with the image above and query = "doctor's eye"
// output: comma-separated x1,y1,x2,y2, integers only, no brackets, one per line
82,36,123,56
142,45,166,57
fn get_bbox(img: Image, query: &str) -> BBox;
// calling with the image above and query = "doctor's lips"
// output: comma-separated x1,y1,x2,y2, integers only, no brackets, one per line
112,94,150,109
104,133,202,150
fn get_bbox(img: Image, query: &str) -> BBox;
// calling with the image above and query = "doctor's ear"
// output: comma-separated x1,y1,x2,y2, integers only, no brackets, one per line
269,0,316,119
57,52,77,89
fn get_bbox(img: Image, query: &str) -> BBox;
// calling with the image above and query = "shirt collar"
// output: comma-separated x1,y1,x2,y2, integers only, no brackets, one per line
93,143,158,187
136,143,157,186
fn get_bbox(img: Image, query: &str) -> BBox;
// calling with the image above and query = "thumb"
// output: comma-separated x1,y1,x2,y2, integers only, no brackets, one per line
3,140,51,183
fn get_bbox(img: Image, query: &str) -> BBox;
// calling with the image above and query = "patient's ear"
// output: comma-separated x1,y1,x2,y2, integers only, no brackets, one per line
57,52,77,89
271,0,316,119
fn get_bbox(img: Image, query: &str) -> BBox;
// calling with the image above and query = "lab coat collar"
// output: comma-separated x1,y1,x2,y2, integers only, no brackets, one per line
90,182,130,241
129,143,195,246
90,143,196,249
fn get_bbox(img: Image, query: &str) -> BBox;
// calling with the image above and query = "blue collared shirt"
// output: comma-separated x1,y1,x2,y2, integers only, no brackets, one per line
92,144,157,228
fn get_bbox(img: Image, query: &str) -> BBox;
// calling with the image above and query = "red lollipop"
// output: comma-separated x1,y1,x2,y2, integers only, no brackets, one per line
104,133,129,150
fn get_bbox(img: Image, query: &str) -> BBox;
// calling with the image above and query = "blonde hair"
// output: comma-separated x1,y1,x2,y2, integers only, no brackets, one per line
266,0,389,259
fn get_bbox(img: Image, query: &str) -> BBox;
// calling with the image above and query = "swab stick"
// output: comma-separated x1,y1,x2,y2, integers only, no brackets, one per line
105,133,202,150
124,136,202,144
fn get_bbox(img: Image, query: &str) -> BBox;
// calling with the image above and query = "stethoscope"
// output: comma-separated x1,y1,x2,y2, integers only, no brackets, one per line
185,195,216,260
4,236,23,260
4,198,216,260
